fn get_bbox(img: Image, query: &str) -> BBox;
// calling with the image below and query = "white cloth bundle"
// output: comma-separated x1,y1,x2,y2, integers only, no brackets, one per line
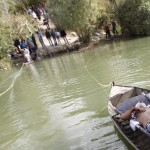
130,119,140,131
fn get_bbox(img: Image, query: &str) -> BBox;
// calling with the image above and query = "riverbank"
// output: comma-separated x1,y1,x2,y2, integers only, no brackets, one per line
1,36,150,150
7,16,123,67
9,34,124,67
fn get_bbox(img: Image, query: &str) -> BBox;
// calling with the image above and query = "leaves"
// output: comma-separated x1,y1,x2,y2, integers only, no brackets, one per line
0,14,38,59
47,0,106,43
110,0,150,36
0,0,42,59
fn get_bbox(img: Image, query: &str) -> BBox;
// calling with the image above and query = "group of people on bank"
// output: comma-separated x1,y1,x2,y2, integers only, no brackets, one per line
12,28,69,62
13,32,40,62
27,3,45,21
27,3,69,47
45,28,69,46
104,20,118,39
10,2,70,63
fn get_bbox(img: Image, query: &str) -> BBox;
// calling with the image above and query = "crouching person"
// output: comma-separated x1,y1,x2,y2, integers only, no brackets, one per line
22,48,32,62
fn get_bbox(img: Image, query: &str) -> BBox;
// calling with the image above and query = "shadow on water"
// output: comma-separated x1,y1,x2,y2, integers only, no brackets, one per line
114,126,136,150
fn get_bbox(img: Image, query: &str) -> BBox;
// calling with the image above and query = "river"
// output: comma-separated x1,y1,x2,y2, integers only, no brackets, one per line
1,37,150,150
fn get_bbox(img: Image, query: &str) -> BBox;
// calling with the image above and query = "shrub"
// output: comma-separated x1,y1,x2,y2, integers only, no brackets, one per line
112,0,150,36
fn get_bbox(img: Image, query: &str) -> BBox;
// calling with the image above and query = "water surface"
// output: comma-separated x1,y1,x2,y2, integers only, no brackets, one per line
1,37,150,150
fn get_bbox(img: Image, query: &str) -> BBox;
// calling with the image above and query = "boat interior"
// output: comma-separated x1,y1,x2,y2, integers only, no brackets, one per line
108,85,150,150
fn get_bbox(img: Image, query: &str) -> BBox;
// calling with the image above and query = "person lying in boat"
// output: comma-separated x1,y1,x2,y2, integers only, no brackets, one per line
116,102,150,133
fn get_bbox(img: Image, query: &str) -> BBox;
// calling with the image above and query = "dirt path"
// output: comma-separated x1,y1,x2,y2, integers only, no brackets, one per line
36,16,79,56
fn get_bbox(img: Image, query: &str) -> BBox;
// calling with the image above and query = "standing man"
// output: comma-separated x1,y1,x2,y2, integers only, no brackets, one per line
51,29,58,45
36,31,46,49
30,32,38,49
36,31,51,56
26,36,37,60
104,22,111,39
111,20,118,36
45,29,54,46
60,29,69,44
55,31,61,44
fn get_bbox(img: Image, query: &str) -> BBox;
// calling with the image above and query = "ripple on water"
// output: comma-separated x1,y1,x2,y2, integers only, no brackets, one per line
3,38,150,150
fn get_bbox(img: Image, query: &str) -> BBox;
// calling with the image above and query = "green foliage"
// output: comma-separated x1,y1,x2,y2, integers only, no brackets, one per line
0,0,39,15
14,0,46,9
0,15,38,59
111,0,150,36
47,0,104,43
0,0,39,59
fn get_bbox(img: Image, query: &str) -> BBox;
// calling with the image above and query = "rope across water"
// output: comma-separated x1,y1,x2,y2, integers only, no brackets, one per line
84,66,111,88
0,57,110,112
84,57,111,88
0,63,24,97
84,57,112,112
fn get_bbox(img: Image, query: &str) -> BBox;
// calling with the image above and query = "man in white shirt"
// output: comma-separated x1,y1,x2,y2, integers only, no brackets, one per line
23,48,32,62
31,11,37,19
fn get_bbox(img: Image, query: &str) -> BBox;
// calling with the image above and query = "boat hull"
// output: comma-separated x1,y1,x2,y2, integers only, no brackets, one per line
108,83,150,150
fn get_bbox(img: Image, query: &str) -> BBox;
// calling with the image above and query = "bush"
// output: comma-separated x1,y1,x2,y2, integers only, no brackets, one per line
0,14,38,59
47,0,104,43
114,0,150,36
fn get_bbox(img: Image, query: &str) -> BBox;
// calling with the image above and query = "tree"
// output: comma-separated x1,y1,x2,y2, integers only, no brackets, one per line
0,0,39,59
109,0,150,36
0,0,16,16
47,0,104,43
0,14,38,59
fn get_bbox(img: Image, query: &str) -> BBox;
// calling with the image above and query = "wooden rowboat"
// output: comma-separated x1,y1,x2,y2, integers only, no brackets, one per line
108,82,150,150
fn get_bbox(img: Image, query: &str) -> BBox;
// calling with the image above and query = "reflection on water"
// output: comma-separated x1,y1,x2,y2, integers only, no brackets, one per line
1,37,150,150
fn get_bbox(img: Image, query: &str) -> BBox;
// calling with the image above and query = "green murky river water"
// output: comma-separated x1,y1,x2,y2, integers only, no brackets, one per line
1,37,150,150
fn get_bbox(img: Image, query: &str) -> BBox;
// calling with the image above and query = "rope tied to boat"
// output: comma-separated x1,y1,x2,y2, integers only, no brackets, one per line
84,57,111,112
84,65,111,88
0,63,24,97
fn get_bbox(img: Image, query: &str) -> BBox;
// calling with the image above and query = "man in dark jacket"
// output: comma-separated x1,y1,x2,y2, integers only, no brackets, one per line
45,29,54,46
30,32,38,49
14,39,21,53
60,29,69,44
111,20,118,36
26,36,37,60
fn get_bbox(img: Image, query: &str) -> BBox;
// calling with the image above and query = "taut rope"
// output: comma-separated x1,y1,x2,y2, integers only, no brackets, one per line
0,63,24,97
